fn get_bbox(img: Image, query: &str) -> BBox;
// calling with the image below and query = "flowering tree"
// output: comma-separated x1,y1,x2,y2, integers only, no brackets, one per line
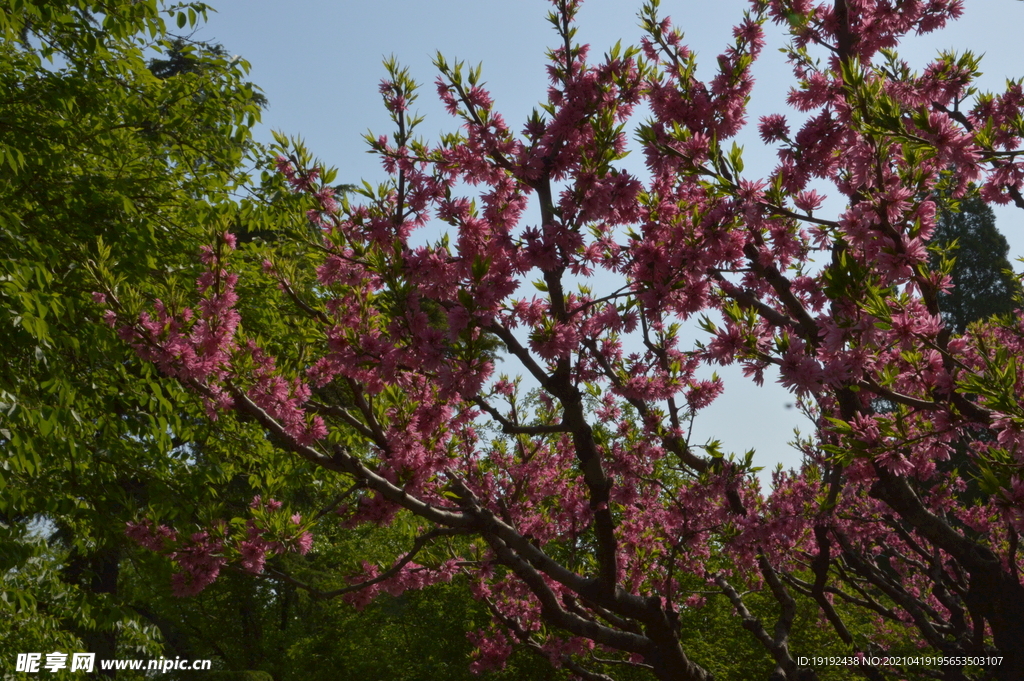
99,0,1024,679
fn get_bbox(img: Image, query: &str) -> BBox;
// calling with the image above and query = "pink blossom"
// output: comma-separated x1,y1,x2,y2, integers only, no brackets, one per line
294,532,314,555
758,113,790,143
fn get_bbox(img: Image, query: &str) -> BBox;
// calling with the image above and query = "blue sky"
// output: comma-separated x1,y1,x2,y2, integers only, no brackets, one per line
196,0,1024,479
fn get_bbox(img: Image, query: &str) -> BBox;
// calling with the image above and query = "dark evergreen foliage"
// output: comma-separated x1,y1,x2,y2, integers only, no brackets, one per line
930,195,1021,334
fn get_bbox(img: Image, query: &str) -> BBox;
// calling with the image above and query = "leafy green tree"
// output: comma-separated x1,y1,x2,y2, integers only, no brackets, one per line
0,0,266,667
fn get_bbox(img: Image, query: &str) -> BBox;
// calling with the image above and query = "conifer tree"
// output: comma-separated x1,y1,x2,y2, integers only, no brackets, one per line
930,194,1021,334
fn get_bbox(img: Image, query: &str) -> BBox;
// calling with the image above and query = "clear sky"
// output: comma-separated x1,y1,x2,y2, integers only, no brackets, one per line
196,0,1024,481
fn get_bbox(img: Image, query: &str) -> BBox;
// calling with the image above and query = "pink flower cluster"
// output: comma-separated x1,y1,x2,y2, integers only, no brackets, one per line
126,496,313,596
111,232,241,418
344,559,458,611
127,520,226,597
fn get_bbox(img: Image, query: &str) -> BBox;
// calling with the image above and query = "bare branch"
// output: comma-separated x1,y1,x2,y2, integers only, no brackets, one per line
473,396,569,435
